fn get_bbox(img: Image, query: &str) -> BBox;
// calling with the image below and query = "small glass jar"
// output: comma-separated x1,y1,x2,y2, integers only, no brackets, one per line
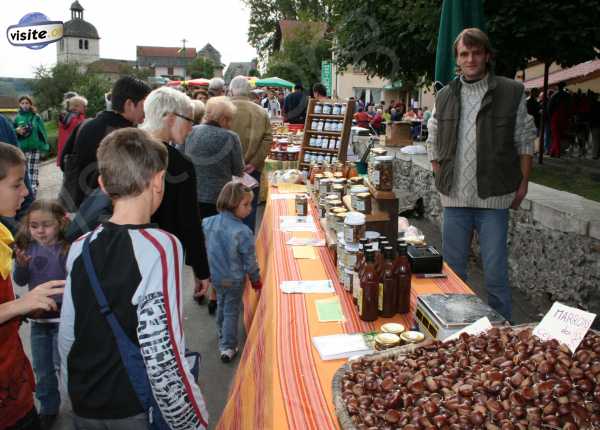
295,194,308,216
328,138,336,150
381,323,405,337
327,207,346,228
341,103,347,114
322,103,332,115
314,102,323,114
367,147,387,179
331,184,345,200
374,333,400,351
317,120,325,131
342,268,354,293
355,192,372,214
332,103,341,115
319,178,332,196
335,138,341,149
336,121,343,132
313,173,324,190
372,155,394,191
321,137,330,149
400,331,425,345
344,243,360,268
349,185,369,210
303,152,311,163
334,212,348,234
343,212,366,244
311,119,318,130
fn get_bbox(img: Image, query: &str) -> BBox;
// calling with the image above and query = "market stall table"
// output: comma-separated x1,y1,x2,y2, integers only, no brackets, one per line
215,184,475,430
259,158,300,201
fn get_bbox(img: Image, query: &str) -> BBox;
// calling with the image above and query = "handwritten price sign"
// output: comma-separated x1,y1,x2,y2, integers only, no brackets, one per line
533,302,596,353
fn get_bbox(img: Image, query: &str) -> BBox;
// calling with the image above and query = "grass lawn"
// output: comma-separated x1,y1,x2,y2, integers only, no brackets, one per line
44,120,58,158
530,161,600,202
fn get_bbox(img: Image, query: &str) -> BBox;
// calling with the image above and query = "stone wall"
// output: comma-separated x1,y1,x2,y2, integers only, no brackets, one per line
353,137,600,320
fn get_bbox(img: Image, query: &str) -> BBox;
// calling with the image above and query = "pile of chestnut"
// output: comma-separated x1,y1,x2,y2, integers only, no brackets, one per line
340,327,600,429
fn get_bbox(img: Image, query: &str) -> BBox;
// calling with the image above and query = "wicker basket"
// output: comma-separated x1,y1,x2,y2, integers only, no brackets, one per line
331,324,596,430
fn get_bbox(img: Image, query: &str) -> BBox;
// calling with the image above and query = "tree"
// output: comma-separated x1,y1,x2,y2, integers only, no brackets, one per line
243,0,337,58
188,57,216,79
73,74,111,117
266,26,331,89
332,0,441,83
32,63,84,113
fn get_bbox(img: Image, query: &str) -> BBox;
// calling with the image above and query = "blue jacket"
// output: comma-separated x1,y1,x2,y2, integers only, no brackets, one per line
202,211,259,287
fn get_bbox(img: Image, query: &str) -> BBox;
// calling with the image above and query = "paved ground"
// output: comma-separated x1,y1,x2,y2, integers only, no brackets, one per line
21,160,539,429
21,160,244,430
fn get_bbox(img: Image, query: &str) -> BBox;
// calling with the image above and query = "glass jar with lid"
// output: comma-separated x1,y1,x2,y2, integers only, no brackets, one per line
341,103,347,114
355,192,372,214
332,103,341,115
322,103,332,115
319,178,333,196
349,185,369,210
295,194,308,216
331,184,345,200
343,212,366,244
372,155,394,191
374,333,400,351
314,102,323,114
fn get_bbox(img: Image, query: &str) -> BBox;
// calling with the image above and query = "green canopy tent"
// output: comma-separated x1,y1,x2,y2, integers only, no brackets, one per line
434,0,486,89
255,77,295,89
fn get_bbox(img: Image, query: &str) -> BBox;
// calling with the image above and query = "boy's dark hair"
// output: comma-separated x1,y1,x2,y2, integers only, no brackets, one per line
97,128,167,199
15,199,70,255
312,83,327,98
216,181,253,212
0,142,26,180
110,76,151,113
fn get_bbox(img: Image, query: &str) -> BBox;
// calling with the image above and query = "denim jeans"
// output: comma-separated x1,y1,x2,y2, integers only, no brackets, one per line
214,283,244,351
30,322,60,415
242,170,261,233
442,208,512,321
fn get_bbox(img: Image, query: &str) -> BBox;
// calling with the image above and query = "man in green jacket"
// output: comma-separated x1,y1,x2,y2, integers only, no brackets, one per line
426,28,536,321
228,75,273,232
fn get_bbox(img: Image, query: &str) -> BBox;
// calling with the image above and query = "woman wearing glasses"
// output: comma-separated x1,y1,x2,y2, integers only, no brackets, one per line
141,86,211,297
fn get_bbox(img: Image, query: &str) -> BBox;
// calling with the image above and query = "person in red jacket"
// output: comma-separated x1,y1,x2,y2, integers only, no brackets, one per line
56,95,87,166
0,142,64,430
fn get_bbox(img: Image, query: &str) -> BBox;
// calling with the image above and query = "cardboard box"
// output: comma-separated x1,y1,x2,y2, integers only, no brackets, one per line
385,121,412,147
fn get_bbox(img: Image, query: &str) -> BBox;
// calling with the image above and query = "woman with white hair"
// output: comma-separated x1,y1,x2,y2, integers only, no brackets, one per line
141,86,211,296
57,95,87,166
185,96,244,312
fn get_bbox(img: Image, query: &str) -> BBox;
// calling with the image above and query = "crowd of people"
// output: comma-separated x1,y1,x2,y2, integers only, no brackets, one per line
526,84,600,158
0,74,277,430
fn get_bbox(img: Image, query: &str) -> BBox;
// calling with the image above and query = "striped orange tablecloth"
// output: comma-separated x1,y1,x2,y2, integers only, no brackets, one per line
216,187,474,430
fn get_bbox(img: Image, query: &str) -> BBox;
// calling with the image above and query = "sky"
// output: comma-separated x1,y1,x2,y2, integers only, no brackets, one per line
0,0,258,78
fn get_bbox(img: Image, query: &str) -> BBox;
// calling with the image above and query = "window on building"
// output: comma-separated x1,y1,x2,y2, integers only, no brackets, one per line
79,39,83,49
84,40,89,50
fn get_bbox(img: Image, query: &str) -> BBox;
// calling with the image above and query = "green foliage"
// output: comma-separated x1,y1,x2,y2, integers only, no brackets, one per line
188,57,216,79
243,0,337,58
248,68,261,77
331,0,600,83
32,63,83,113
74,73,111,117
266,26,331,89
44,120,58,157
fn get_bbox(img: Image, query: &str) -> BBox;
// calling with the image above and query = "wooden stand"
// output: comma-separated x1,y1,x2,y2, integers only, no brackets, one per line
299,98,356,170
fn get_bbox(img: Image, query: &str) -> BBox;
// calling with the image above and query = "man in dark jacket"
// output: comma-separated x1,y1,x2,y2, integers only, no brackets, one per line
283,83,307,124
59,76,150,210
426,28,536,321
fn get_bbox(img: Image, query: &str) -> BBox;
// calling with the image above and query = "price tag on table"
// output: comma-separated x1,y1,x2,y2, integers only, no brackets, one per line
532,302,597,353
443,317,493,342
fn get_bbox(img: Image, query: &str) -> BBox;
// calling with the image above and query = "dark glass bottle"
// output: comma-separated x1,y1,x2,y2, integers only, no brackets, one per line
359,250,379,321
395,242,412,314
352,239,369,304
379,246,397,318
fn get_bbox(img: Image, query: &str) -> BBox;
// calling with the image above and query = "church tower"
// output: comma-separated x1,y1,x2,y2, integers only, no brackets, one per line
57,1,100,65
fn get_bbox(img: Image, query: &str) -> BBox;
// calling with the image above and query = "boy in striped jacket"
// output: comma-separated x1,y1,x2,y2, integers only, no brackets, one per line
58,128,209,429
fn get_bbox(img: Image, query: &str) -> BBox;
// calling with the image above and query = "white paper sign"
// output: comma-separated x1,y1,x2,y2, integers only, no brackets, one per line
287,237,326,246
280,280,334,294
279,216,317,232
270,193,298,200
444,317,493,342
312,334,371,361
533,302,596,353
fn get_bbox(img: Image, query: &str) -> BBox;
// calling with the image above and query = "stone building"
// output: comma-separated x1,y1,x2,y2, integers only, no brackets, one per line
56,1,100,66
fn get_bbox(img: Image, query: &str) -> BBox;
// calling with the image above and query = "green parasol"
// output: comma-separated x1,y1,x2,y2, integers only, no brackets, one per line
434,0,486,88
255,77,295,89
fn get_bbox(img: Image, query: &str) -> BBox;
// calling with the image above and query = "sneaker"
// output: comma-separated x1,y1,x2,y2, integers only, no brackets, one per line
220,348,239,363
40,414,57,430
208,299,217,315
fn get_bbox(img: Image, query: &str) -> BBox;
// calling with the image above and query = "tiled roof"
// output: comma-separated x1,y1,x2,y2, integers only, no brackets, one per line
137,46,197,59
524,59,600,89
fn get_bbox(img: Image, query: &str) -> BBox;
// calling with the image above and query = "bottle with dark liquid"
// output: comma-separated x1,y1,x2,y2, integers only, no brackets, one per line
379,246,397,318
352,239,369,304
395,242,412,314
359,250,379,321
